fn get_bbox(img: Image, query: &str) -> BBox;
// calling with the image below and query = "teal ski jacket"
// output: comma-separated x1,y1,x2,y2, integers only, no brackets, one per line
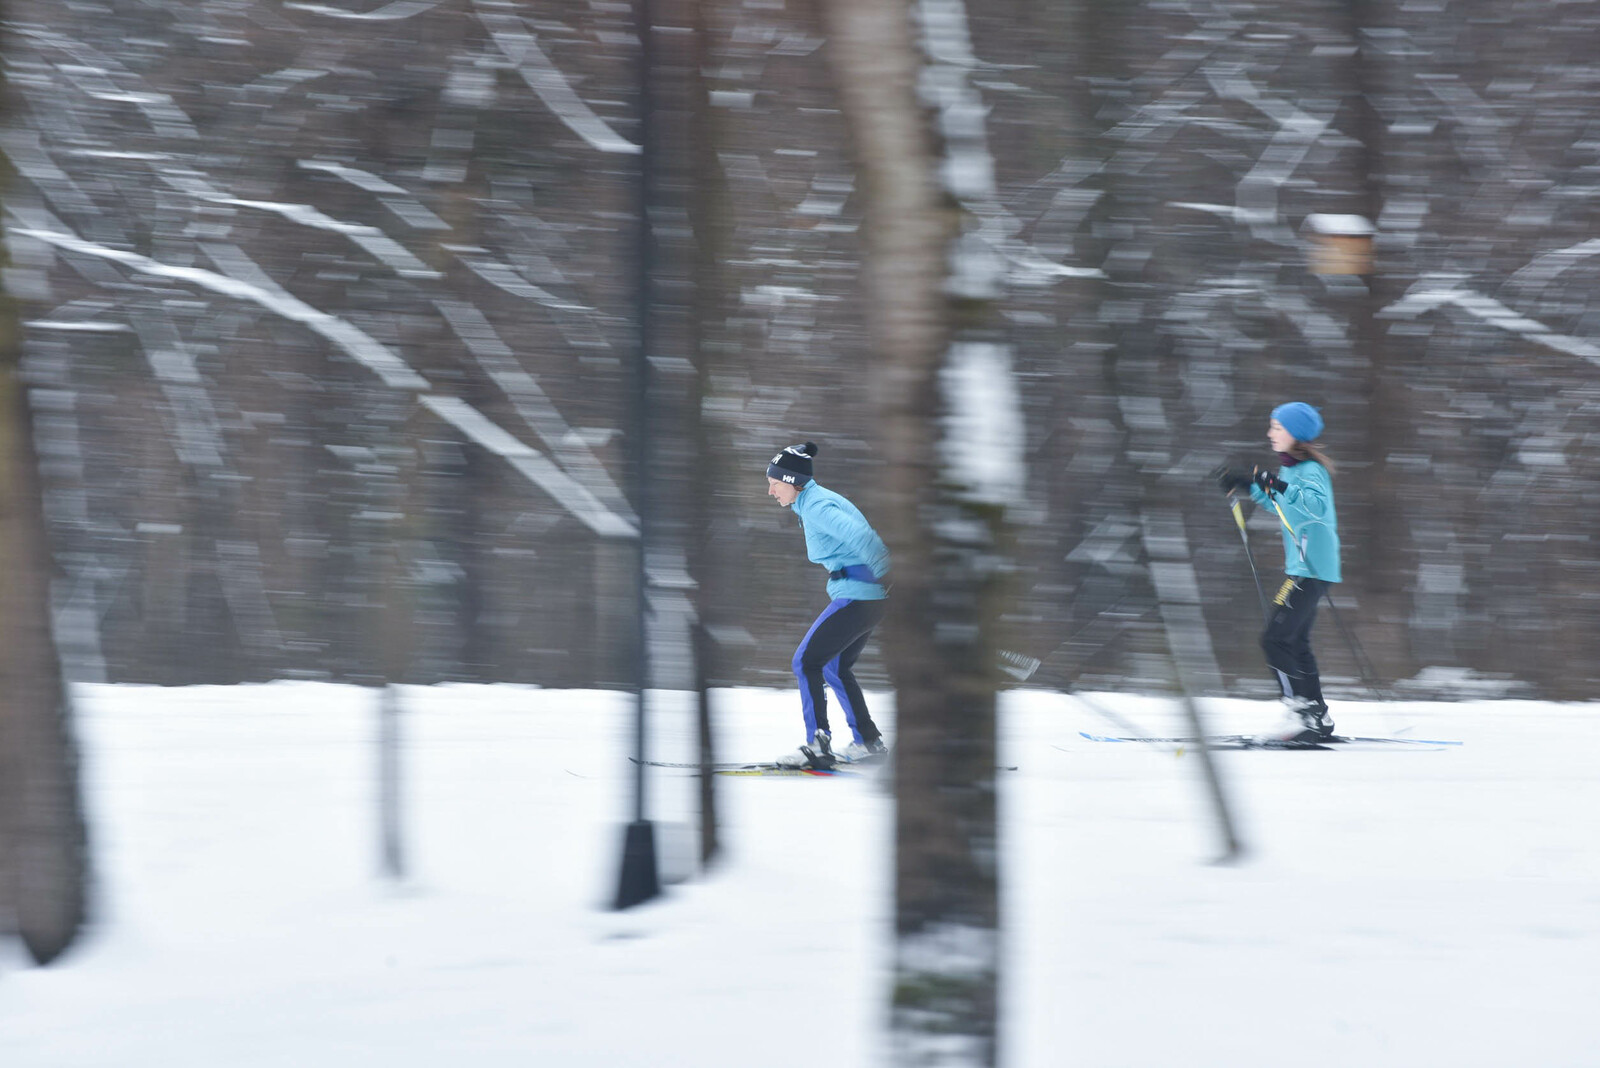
1249,459,1341,583
791,482,890,601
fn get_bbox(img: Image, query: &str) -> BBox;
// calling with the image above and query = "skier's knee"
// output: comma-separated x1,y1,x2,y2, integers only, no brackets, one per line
798,641,839,673
1260,631,1292,664
794,655,830,687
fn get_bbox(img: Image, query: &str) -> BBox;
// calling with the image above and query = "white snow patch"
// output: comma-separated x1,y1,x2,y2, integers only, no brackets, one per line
1303,212,1375,236
0,685,1597,1066
941,341,1024,506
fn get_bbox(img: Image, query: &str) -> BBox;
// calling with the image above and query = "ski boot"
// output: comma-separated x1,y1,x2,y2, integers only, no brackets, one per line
839,737,889,764
776,729,836,769
1260,696,1335,745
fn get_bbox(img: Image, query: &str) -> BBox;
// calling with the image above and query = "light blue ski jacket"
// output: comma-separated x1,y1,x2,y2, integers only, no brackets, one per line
791,482,890,601
1249,459,1341,583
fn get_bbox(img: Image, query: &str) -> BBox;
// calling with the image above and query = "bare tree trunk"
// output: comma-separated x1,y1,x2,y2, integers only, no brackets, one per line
1343,0,1415,687
1138,505,1244,862
653,0,722,864
0,235,90,963
820,1,1009,1062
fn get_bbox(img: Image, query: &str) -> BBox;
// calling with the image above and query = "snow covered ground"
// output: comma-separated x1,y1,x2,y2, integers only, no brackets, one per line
2,683,1597,1067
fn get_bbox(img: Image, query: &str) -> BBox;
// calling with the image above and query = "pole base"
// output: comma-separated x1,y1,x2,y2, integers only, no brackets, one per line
613,819,660,910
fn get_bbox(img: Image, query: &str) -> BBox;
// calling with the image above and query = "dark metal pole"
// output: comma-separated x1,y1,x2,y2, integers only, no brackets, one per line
614,0,660,910
1228,496,1273,624
378,684,405,880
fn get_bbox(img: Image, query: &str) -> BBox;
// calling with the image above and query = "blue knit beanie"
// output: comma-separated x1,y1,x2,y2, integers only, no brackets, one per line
1271,402,1324,443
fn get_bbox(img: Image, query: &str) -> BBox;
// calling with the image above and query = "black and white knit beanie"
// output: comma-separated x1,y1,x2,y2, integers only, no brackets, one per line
766,441,818,485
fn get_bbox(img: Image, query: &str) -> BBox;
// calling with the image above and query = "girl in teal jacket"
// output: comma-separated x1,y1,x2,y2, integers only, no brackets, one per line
1215,402,1341,743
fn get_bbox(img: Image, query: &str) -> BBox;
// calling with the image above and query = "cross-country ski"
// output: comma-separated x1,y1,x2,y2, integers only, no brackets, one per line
1076,730,1462,751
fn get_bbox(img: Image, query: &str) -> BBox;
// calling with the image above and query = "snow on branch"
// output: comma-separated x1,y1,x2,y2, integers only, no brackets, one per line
1206,67,1338,243
19,27,199,141
917,1,1028,509
435,299,635,524
916,0,1101,290
283,0,448,20
128,312,228,469
12,223,432,390
174,185,443,279
454,250,593,312
420,397,637,538
11,221,640,537
1168,201,1276,226
1382,275,1600,363
474,2,641,155
0,129,104,221
298,160,452,231
1507,238,1600,292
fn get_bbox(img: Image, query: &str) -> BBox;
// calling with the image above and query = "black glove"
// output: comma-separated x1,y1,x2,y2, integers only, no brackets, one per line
1211,464,1252,495
1252,466,1287,495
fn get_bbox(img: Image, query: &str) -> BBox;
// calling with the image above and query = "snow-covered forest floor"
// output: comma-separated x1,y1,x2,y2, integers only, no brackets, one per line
2,683,1596,1067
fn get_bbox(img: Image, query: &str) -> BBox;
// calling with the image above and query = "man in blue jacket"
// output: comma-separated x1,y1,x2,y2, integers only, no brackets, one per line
765,441,890,768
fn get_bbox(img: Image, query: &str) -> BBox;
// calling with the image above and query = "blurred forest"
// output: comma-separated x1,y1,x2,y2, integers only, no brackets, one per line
4,0,1598,698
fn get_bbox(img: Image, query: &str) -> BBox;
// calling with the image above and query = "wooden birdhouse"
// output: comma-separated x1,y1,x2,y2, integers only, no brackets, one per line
1303,213,1375,276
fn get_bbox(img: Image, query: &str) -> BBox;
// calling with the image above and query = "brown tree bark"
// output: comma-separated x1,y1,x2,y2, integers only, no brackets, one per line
819,1,1006,1061
0,247,90,964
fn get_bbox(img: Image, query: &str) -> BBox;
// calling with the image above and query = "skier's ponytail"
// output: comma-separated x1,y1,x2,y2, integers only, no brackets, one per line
1290,440,1336,475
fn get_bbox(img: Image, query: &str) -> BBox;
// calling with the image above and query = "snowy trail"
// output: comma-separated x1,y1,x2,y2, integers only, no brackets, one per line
1,684,1596,1067
1009,692,1600,1067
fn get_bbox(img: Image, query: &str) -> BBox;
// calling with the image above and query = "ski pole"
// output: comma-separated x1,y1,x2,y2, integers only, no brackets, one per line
1263,493,1392,704
1230,493,1295,699
1227,495,1272,624
1063,684,1168,748
996,593,1142,682
1318,590,1395,702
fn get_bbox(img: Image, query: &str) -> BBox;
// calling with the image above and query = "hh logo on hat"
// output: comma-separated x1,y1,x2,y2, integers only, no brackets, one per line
766,440,817,485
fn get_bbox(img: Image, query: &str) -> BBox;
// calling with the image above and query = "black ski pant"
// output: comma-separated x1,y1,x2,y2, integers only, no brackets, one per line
791,597,886,746
1260,576,1328,709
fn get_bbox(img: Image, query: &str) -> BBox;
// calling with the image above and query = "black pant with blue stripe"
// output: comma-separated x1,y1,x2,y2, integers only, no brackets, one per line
1260,576,1328,709
792,598,886,746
